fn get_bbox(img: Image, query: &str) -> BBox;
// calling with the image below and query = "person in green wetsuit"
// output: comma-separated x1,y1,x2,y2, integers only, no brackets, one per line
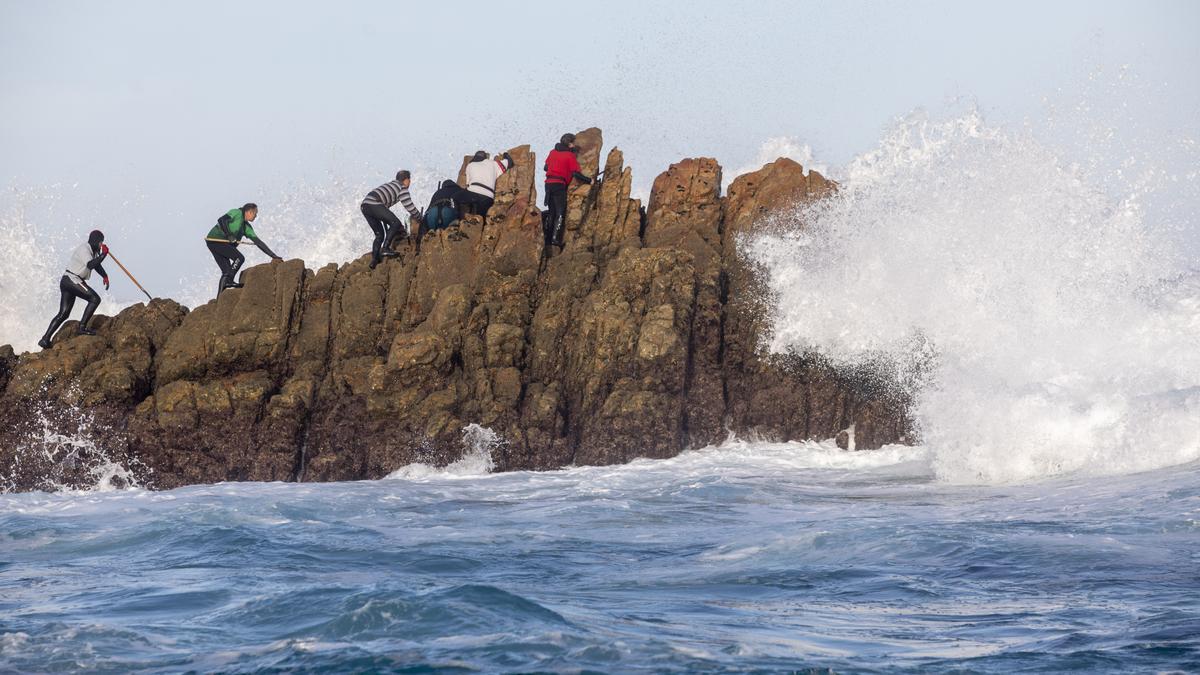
204,203,281,295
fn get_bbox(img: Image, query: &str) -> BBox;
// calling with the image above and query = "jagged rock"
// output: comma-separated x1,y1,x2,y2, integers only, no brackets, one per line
0,130,913,492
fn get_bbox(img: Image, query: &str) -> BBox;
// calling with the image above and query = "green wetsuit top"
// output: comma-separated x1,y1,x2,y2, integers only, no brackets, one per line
206,208,279,258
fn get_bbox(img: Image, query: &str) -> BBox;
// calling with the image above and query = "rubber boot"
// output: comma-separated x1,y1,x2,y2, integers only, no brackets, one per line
217,274,231,295
38,336,52,350
78,326,96,336
552,216,566,249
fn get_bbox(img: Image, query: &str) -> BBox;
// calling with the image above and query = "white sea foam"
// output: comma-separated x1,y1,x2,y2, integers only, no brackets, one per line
386,424,502,480
747,109,1200,484
0,385,146,493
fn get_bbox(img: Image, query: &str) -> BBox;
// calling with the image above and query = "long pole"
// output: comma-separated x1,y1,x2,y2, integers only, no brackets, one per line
106,251,153,301
106,251,175,323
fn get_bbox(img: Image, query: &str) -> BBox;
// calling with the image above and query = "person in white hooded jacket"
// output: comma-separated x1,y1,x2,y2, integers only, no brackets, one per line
459,150,513,217
38,230,112,348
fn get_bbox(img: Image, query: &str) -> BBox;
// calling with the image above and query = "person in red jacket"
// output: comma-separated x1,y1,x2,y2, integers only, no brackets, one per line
543,133,593,248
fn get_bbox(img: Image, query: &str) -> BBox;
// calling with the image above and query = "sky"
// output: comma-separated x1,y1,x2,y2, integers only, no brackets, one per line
1,0,1198,307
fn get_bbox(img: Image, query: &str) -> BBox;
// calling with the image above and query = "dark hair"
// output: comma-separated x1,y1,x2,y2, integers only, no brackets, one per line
560,133,576,145
471,150,488,162
242,203,258,212
396,170,411,182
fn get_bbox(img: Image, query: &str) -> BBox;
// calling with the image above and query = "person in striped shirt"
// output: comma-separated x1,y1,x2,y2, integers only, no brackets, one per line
361,170,422,268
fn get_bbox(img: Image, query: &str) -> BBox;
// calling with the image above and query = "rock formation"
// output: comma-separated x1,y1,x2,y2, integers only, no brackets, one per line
0,130,913,492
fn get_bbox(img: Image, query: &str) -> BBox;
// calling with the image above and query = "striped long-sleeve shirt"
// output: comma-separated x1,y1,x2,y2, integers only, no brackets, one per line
362,180,420,217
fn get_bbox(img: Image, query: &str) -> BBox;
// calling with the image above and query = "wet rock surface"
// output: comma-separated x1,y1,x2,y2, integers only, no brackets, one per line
0,130,912,491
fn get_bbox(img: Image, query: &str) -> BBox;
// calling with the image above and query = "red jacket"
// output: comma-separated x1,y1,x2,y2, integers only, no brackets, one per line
544,147,581,185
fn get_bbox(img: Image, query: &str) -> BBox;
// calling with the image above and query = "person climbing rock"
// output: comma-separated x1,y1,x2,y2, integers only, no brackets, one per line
38,230,110,348
361,170,422,268
426,179,467,233
543,133,592,249
205,203,281,296
459,150,513,217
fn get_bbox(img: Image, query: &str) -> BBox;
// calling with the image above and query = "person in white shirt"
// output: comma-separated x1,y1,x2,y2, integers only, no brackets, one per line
459,151,513,217
39,230,112,348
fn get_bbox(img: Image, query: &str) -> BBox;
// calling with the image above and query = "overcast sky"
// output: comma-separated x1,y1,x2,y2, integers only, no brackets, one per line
1,0,1197,305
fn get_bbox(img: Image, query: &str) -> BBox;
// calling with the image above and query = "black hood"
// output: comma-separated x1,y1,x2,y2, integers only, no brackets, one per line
441,179,458,190
470,150,489,163
554,142,569,152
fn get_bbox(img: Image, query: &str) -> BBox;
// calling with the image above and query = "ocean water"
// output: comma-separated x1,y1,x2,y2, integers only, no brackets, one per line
2,440,1197,673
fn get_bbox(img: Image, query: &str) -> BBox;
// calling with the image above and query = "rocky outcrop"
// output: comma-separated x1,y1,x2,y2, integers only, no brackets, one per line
0,130,913,491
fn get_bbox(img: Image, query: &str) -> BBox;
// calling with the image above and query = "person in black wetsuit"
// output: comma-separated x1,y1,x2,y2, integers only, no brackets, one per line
543,133,592,249
204,203,281,295
39,230,110,349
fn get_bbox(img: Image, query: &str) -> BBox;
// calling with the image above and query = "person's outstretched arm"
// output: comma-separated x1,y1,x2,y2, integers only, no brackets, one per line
398,185,421,219
248,235,281,259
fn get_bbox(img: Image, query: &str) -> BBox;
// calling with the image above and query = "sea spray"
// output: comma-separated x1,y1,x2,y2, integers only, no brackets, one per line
386,423,502,480
0,171,444,352
268,170,442,270
747,109,1200,483
0,384,148,492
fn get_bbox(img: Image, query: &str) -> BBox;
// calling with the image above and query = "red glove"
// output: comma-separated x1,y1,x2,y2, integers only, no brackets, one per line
102,276,110,290
100,243,109,255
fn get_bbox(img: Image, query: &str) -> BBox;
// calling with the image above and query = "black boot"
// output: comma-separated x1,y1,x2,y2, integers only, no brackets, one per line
78,326,96,336
38,336,52,350
552,217,566,248
217,274,231,295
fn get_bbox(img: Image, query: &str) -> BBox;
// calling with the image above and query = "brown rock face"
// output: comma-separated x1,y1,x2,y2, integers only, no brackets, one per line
0,131,912,492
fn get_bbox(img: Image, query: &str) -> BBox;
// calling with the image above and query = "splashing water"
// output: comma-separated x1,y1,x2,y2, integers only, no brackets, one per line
269,170,442,270
726,136,830,191
386,424,502,480
747,109,1200,483
0,170,446,352
0,385,147,493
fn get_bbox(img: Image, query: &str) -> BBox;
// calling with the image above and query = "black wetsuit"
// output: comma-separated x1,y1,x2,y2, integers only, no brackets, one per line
206,209,279,294
40,243,107,347
207,240,245,281
544,183,568,247
360,203,405,264
456,190,493,218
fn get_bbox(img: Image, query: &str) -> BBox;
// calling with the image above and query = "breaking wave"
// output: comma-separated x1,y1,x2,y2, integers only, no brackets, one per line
747,109,1200,483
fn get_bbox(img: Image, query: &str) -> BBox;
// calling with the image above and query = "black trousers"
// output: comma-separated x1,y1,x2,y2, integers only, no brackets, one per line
361,203,405,264
458,190,494,217
42,275,100,341
544,182,568,246
207,240,244,279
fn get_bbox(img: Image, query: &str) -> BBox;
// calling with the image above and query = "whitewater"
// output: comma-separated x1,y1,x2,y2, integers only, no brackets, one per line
2,108,1200,671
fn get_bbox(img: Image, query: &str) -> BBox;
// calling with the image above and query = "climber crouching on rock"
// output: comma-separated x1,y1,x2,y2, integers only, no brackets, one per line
543,133,592,250
205,202,282,296
459,150,513,218
361,170,422,269
38,230,111,349
425,179,467,233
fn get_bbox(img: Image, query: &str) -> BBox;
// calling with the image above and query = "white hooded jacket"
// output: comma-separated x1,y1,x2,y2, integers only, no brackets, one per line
465,156,513,197
65,243,102,283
